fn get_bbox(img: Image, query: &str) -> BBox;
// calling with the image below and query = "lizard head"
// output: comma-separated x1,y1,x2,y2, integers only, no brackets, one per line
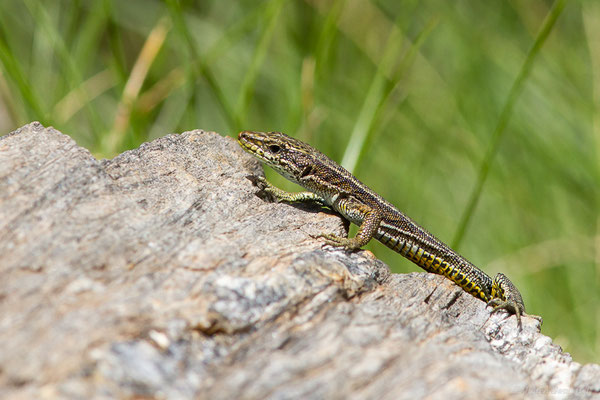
238,131,322,184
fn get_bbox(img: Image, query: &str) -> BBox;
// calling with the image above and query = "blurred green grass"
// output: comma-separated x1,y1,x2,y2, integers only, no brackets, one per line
0,0,598,363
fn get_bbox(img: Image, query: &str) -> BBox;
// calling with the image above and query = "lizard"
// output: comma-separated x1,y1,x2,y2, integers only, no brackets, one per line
237,130,542,330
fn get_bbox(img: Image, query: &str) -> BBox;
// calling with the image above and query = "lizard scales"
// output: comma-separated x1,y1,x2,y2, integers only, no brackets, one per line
238,130,539,329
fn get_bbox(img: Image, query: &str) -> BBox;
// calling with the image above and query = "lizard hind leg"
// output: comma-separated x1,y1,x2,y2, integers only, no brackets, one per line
315,208,382,251
488,273,542,330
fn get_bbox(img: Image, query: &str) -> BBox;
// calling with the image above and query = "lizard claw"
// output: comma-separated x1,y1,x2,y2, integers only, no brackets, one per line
246,175,279,202
246,175,267,189
486,298,542,330
312,233,363,251
487,298,522,330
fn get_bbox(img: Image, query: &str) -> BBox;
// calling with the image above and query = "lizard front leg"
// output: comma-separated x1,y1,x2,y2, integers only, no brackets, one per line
247,175,325,204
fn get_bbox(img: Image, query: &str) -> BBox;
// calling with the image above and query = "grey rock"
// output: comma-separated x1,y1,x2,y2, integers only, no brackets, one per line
0,122,598,399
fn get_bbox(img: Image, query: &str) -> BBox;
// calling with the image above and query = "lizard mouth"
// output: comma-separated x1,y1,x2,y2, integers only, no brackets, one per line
237,131,256,151
238,131,269,161
237,130,250,147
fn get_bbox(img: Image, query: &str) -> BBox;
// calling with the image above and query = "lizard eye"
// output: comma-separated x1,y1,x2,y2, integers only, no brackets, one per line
268,144,281,153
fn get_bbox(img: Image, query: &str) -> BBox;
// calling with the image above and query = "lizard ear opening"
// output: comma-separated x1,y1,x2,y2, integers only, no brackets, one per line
299,165,313,178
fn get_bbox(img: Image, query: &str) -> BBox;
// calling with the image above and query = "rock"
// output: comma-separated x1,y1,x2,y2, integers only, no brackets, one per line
0,122,598,399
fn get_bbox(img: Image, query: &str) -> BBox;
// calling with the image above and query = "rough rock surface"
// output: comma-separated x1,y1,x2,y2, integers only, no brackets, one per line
0,122,598,399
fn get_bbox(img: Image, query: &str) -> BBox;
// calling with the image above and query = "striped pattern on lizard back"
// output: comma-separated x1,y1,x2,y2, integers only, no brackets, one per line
308,161,493,302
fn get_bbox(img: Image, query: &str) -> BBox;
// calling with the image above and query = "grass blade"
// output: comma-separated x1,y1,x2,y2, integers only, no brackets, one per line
234,0,285,131
341,17,438,173
452,0,567,249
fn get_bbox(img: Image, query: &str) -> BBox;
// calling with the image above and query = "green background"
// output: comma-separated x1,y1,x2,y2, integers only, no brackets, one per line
1,0,598,363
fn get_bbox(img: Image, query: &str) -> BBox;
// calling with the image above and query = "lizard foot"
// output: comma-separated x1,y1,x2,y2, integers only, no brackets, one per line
312,233,361,251
486,298,543,331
